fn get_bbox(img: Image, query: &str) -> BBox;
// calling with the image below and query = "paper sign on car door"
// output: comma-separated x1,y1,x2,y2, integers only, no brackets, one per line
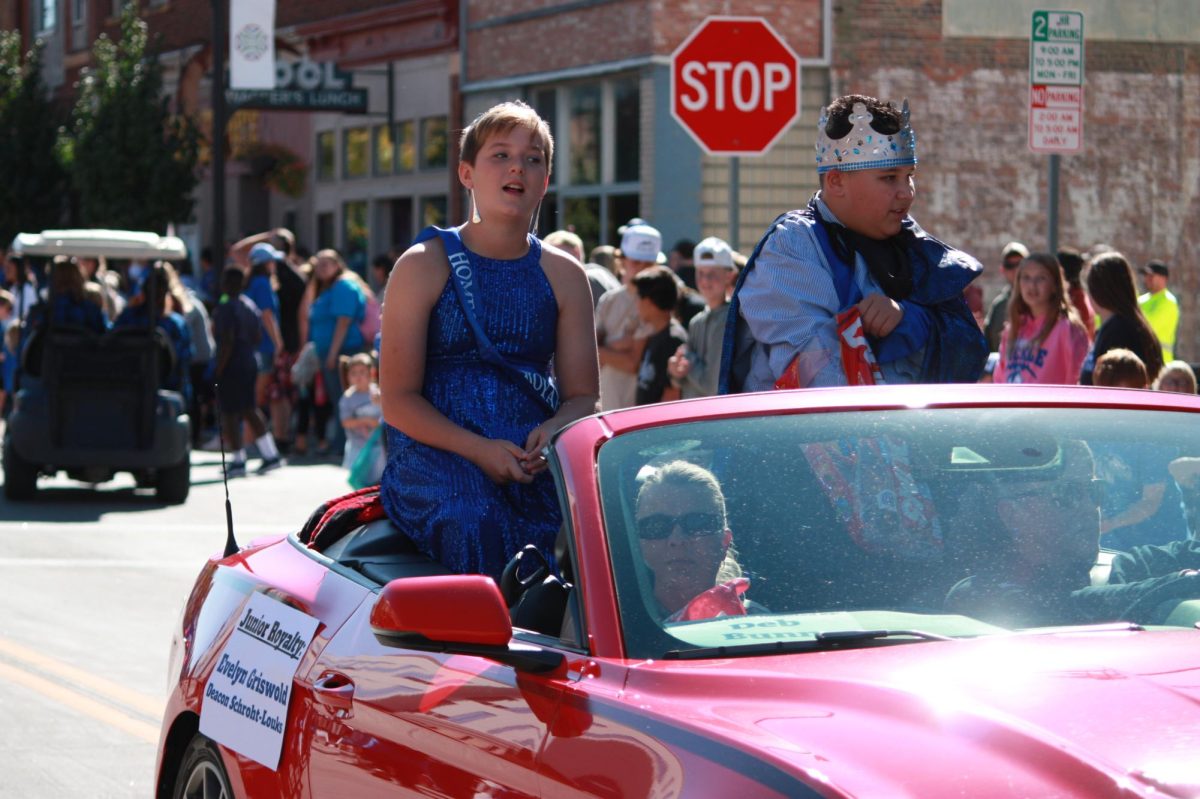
199,592,320,770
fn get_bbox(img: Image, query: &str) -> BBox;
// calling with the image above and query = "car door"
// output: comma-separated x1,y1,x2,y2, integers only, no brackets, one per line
298,597,575,798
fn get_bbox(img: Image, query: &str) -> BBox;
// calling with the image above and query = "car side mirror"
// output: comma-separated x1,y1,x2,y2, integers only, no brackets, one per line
370,575,565,674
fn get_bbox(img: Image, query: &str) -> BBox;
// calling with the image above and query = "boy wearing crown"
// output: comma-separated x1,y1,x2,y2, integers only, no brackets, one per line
720,94,987,392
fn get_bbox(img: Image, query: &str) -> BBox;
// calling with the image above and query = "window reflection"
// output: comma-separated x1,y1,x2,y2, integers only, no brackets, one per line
316,131,335,181
569,85,601,185
343,201,369,265
596,408,1200,659
396,120,415,172
564,197,600,253
421,117,448,170
374,125,394,175
344,128,370,179
422,196,447,227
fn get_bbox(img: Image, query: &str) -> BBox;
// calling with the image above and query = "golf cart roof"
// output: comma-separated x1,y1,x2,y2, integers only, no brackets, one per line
10,229,188,260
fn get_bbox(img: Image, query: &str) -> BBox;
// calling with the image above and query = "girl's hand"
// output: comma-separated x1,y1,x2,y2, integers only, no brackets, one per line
471,439,534,485
523,422,552,456
521,422,554,475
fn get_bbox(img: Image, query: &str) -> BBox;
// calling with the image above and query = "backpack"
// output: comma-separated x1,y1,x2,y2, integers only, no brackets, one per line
359,293,382,346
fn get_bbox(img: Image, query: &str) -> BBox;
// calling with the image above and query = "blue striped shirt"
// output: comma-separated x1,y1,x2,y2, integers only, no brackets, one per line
739,196,928,390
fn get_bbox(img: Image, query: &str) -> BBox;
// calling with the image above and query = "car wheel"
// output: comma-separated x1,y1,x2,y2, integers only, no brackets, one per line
156,458,191,504
3,439,38,501
173,735,233,799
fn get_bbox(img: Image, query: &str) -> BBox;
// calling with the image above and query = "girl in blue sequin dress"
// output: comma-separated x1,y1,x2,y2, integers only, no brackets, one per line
379,102,600,582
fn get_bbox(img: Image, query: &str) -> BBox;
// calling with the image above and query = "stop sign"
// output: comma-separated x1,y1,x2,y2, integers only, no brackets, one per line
671,16,801,156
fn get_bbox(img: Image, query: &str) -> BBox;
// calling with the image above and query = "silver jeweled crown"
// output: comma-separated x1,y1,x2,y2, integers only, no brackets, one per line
815,100,917,174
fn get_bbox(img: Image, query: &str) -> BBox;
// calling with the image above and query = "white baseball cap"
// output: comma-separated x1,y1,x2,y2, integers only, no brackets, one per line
620,224,663,264
693,237,735,269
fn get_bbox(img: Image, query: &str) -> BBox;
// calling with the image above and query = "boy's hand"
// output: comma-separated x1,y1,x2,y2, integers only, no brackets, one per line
856,294,903,338
667,345,690,379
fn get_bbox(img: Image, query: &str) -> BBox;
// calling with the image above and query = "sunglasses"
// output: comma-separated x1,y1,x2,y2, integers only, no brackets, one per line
1005,478,1104,511
636,511,724,541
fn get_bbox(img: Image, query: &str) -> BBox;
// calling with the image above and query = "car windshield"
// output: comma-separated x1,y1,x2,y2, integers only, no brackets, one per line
597,407,1200,660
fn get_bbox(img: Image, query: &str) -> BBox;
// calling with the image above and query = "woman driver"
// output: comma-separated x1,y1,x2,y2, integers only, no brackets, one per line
634,460,749,621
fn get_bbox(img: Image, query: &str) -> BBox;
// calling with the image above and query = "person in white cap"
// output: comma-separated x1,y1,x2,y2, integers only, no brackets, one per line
668,237,737,398
722,94,986,392
595,221,663,410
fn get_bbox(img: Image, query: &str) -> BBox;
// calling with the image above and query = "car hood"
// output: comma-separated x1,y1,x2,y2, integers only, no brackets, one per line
623,629,1200,798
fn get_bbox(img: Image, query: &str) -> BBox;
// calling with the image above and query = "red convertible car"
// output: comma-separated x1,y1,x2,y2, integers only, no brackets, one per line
157,385,1200,798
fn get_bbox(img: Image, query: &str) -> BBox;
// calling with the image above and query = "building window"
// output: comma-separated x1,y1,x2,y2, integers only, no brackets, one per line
537,191,558,236
316,131,335,181
343,201,369,271
533,89,558,177
71,0,85,25
316,212,335,250
373,124,394,176
564,196,600,254
569,84,601,185
39,0,57,31
613,77,640,183
534,75,641,247
396,120,416,173
421,196,447,227
344,127,370,179
420,117,448,170
607,193,640,244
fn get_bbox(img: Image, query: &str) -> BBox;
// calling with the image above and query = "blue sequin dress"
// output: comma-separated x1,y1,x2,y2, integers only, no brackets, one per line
381,235,561,581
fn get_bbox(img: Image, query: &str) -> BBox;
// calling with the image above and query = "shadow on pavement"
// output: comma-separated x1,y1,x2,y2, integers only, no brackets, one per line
0,485,171,522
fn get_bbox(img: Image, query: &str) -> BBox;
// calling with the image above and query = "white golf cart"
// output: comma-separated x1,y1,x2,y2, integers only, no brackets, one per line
3,229,192,503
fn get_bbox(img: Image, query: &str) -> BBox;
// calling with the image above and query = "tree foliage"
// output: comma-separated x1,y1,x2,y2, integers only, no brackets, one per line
64,5,199,232
0,31,68,244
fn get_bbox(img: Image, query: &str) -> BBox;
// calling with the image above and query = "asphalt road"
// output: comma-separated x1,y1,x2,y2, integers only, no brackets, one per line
0,449,350,797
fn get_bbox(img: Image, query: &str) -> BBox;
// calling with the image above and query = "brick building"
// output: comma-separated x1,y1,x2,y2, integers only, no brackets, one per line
14,0,1200,356
16,0,459,273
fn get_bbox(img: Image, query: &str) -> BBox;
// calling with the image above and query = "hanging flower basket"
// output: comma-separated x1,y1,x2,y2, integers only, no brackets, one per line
238,142,308,198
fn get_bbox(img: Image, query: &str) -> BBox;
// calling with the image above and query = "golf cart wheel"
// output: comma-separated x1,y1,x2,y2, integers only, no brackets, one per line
172,735,233,799
156,457,191,504
3,440,38,501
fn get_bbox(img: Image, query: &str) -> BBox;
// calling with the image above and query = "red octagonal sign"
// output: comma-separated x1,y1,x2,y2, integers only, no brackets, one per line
671,16,801,156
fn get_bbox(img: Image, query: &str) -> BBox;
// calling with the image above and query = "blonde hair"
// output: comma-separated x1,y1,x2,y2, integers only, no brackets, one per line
1153,360,1197,394
637,460,743,583
544,230,583,259
339,352,376,388
459,100,554,173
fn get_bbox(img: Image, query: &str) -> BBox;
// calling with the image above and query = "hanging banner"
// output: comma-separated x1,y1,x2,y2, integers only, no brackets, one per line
230,0,276,90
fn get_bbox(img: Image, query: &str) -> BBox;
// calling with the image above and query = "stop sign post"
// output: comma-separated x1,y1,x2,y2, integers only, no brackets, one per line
671,17,801,156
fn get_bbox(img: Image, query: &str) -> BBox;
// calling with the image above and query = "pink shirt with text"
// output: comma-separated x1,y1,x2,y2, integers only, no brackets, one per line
998,314,1090,384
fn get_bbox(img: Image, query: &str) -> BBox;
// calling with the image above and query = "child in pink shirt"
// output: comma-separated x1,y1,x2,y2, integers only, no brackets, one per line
997,253,1090,384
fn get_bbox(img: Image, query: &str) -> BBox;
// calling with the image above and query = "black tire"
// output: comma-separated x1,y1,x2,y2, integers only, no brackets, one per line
173,735,233,799
156,458,191,504
3,439,38,501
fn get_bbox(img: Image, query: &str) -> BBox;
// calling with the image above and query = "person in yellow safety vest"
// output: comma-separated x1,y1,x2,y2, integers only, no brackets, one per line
1138,260,1180,362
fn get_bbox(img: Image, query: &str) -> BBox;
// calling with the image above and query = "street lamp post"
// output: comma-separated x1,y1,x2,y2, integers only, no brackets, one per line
211,0,226,263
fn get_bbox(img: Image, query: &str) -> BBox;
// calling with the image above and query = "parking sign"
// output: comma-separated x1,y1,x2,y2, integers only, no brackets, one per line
1029,10,1084,154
